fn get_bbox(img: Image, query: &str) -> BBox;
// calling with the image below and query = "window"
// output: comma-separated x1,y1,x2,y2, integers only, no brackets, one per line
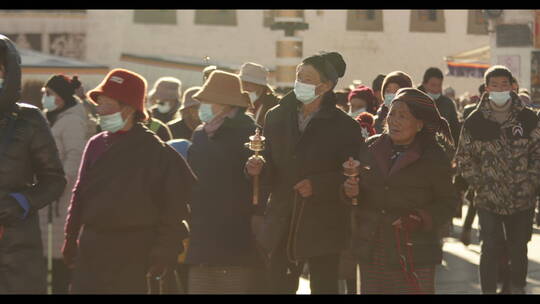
133,10,177,25
410,10,445,33
467,10,488,35
263,10,275,27
194,10,237,26
346,10,383,31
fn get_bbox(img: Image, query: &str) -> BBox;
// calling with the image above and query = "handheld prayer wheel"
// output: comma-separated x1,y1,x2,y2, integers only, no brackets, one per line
245,128,266,205
343,157,360,206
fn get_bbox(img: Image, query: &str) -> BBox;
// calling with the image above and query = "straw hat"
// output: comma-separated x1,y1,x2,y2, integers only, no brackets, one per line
193,70,252,108
180,86,201,111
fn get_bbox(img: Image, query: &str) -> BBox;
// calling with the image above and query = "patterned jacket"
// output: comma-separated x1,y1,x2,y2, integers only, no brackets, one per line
455,92,540,215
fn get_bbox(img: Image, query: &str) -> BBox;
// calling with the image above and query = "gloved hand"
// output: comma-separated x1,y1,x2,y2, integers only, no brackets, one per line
62,236,78,269
0,196,25,226
393,211,423,233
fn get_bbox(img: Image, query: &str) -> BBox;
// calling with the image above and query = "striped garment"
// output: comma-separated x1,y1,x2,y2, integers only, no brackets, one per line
359,227,435,294
187,265,258,294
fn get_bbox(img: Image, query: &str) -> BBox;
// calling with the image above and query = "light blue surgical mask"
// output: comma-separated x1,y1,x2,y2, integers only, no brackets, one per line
427,92,441,100
349,107,366,118
157,102,172,114
42,95,58,112
384,93,395,107
294,81,319,104
489,91,511,106
0,78,4,90
99,112,127,133
198,103,214,123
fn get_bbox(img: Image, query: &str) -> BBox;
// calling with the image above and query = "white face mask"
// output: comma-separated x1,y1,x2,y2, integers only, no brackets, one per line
349,107,366,118
198,103,214,123
427,92,441,100
294,81,320,104
384,93,395,107
248,91,260,103
99,112,127,133
0,78,4,90
157,102,172,114
42,95,58,112
489,91,511,106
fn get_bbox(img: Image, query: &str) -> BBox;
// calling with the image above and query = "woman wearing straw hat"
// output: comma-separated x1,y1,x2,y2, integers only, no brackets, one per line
184,70,265,294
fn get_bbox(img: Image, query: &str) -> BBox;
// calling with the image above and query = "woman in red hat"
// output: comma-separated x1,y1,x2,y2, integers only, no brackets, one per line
62,68,196,294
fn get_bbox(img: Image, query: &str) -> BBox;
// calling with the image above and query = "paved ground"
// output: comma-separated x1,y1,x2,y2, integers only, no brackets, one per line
297,205,540,294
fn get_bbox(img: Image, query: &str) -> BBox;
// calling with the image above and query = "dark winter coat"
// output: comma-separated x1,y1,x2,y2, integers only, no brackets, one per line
418,86,461,145
66,123,195,294
348,134,458,267
168,118,194,140
257,91,365,260
185,110,263,266
0,35,66,294
374,105,389,134
252,91,279,127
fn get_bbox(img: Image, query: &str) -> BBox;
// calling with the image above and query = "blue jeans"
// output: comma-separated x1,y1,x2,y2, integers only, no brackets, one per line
477,208,534,294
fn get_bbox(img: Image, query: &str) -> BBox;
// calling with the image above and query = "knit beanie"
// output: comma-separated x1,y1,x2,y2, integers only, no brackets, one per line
45,74,81,105
393,87,453,146
348,85,377,114
302,51,346,83
381,71,413,100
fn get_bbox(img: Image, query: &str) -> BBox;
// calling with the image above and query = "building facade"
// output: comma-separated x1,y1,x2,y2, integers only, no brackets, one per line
1,9,489,96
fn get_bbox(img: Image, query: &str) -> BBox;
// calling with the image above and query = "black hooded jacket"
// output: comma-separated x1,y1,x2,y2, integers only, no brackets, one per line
0,34,66,294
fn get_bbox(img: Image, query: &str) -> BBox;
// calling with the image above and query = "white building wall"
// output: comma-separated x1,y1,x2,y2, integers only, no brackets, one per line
488,10,535,91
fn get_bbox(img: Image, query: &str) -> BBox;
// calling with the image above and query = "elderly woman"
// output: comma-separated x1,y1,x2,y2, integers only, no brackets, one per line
373,71,413,133
184,71,264,294
342,88,458,294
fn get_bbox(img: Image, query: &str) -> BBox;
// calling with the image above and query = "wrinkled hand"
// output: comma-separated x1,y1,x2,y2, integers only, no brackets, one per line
294,179,313,198
246,156,265,177
0,197,24,226
344,177,360,199
392,212,423,232
62,237,78,269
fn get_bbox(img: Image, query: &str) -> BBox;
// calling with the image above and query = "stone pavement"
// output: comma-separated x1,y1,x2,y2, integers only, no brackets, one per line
297,205,540,294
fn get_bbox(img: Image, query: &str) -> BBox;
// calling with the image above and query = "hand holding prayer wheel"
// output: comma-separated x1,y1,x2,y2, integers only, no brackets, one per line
245,129,266,205
343,157,360,206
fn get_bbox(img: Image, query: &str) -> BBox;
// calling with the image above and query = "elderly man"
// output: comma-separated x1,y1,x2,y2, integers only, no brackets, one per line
0,34,66,294
148,76,183,124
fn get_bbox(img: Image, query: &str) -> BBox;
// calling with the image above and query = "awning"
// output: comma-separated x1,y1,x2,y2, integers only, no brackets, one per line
19,48,109,74
444,45,490,78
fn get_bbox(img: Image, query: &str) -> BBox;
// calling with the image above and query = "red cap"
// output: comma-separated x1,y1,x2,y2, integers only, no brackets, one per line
87,68,148,120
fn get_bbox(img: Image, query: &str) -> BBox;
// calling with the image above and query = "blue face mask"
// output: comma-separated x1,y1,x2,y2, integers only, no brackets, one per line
384,93,395,107
489,91,511,106
427,92,441,100
42,95,58,112
99,112,127,133
294,81,320,104
199,103,214,123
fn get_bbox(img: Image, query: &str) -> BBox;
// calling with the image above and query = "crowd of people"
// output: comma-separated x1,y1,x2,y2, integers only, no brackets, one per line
1,33,540,295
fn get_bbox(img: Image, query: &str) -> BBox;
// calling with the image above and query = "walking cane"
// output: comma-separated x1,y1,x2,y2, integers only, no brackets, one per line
47,202,53,295
245,129,266,205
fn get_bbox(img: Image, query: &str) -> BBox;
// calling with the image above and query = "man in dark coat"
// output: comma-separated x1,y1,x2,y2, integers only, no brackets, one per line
239,62,279,127
0,34,66,294
246,52,365,294
418,67,461,145
62,69,195,294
